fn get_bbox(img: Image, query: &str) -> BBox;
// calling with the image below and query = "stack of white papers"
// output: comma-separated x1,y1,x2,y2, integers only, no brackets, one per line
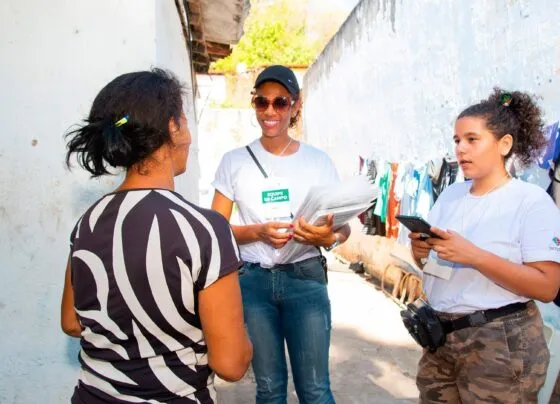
274,175,379,264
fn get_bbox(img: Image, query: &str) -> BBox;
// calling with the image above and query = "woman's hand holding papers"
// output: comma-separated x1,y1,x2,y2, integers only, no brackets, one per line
258,222,293,249
292,214,337,247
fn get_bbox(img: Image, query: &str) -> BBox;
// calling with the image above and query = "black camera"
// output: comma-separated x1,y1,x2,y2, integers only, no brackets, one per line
400,298,446,352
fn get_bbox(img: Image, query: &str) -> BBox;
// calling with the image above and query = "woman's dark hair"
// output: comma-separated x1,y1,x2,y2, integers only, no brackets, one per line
289,91,301,128
457,88,546,167
65,68,184,177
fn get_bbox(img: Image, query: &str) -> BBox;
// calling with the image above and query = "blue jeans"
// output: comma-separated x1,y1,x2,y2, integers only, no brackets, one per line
239,257,335,404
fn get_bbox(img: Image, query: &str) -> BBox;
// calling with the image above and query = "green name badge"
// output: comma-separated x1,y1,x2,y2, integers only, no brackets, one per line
262,189,290,204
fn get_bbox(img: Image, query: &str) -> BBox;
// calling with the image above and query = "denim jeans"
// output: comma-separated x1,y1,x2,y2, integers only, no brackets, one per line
239,257,335,404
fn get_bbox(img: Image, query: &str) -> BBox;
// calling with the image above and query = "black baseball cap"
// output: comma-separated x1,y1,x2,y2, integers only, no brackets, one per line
254,65,300,96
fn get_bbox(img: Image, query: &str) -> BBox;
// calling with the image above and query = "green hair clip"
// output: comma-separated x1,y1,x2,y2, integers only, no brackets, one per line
115,115,129,127
501,93,512,107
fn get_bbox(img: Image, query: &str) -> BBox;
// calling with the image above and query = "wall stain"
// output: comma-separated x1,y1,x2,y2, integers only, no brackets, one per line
382,0,397,33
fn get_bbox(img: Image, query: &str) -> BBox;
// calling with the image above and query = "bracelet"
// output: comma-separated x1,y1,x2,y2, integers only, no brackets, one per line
325,233,341,252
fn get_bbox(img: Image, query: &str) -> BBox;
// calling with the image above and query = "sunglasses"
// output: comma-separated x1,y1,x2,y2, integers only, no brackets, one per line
251,95,295,112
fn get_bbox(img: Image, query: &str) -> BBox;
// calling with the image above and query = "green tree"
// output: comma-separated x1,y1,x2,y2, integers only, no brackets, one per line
210,0,322,73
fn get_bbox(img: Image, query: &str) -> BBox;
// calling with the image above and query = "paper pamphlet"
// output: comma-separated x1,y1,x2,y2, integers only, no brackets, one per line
309,203,374,229
273,175,378,264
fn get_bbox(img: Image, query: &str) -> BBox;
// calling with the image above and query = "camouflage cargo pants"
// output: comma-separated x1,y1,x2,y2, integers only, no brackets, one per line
416,301,549,403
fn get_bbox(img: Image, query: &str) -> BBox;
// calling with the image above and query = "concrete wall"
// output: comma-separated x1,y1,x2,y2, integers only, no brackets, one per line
197,108,261,211
303,0,560,178
0,1,198,402
156,0,201,202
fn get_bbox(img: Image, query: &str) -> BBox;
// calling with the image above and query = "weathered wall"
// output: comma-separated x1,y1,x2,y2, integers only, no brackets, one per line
197,108,261,210
156,0,201,202
0,1,198,402
304,0,560,178
201,0,250,44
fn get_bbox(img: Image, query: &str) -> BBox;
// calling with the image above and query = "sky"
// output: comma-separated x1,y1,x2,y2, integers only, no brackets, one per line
322,0,361,11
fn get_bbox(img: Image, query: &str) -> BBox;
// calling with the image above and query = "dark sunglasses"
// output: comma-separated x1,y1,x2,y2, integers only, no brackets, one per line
251,95,295,112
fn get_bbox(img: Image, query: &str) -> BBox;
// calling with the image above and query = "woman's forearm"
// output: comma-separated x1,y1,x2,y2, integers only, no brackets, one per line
336,224,351,244
61,258,83,338
471,250,559,302
231,224,263,245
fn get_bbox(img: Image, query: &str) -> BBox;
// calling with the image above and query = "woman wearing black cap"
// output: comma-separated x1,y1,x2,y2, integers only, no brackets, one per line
212,65,348,403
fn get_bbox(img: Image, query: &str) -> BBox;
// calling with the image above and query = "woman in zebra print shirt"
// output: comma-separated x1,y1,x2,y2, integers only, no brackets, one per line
61,68,252,403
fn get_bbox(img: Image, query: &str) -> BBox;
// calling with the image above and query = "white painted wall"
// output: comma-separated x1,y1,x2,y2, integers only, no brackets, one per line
0,1,198,402
197,108,261,211
304,0,560,178
156,0,200,201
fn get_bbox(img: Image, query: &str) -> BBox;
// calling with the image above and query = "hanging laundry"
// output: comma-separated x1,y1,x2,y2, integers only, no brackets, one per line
541,123,560,306
518,163,552,190
415,164,434,220
366,160,378,182
539,122,560,169
386,163,401,238
361,200,386,236
358,157,378,225
542,122,560,208
396,164,421,245
428,158,443,184
357,158,384,235
373,162,391,223
549,163,560,209
359,155,365,175
509,122,559,191
431,157,459,202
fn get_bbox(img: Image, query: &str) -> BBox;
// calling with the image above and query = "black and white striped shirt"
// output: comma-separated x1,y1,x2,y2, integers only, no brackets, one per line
69,189,242,403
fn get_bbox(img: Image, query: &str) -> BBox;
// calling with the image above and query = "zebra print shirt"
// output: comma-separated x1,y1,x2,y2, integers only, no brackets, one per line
69,189,242,403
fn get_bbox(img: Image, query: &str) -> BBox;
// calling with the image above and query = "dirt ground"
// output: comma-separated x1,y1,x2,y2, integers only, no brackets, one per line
215,258,422,403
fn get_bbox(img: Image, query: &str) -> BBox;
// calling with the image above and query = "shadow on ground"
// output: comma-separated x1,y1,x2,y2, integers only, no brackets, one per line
216,326,420,404
216,269,421,404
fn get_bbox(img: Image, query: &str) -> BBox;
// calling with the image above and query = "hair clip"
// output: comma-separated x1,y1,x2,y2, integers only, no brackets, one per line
115,115,129,127
501,93,512,107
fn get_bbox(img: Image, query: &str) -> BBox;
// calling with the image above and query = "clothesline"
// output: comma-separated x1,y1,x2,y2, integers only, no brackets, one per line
357,156,462,245
356,119,560,245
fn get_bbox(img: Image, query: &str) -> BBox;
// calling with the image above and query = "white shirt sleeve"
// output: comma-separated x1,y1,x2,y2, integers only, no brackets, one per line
212,153,235,201
521,192,560,263
322,154,339,184
427,195,442,225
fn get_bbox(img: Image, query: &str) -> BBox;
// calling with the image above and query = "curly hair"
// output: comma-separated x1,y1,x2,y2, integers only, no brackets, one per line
457,88,546,167
65,68,184,177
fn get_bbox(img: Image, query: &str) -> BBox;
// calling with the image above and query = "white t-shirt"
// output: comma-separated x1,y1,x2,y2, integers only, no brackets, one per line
212,139,339,267
423,178,560,313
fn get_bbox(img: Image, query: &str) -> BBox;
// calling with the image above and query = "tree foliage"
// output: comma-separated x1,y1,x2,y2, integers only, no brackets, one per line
210,0,323,73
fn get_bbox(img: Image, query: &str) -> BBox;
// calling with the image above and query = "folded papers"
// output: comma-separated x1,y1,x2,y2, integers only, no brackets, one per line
274,175,379,264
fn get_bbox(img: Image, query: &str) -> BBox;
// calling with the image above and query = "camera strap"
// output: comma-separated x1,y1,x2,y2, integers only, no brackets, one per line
246,146,268,178
245,146,328,281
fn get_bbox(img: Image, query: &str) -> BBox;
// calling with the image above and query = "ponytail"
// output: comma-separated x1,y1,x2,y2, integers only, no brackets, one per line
65,69,184,177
